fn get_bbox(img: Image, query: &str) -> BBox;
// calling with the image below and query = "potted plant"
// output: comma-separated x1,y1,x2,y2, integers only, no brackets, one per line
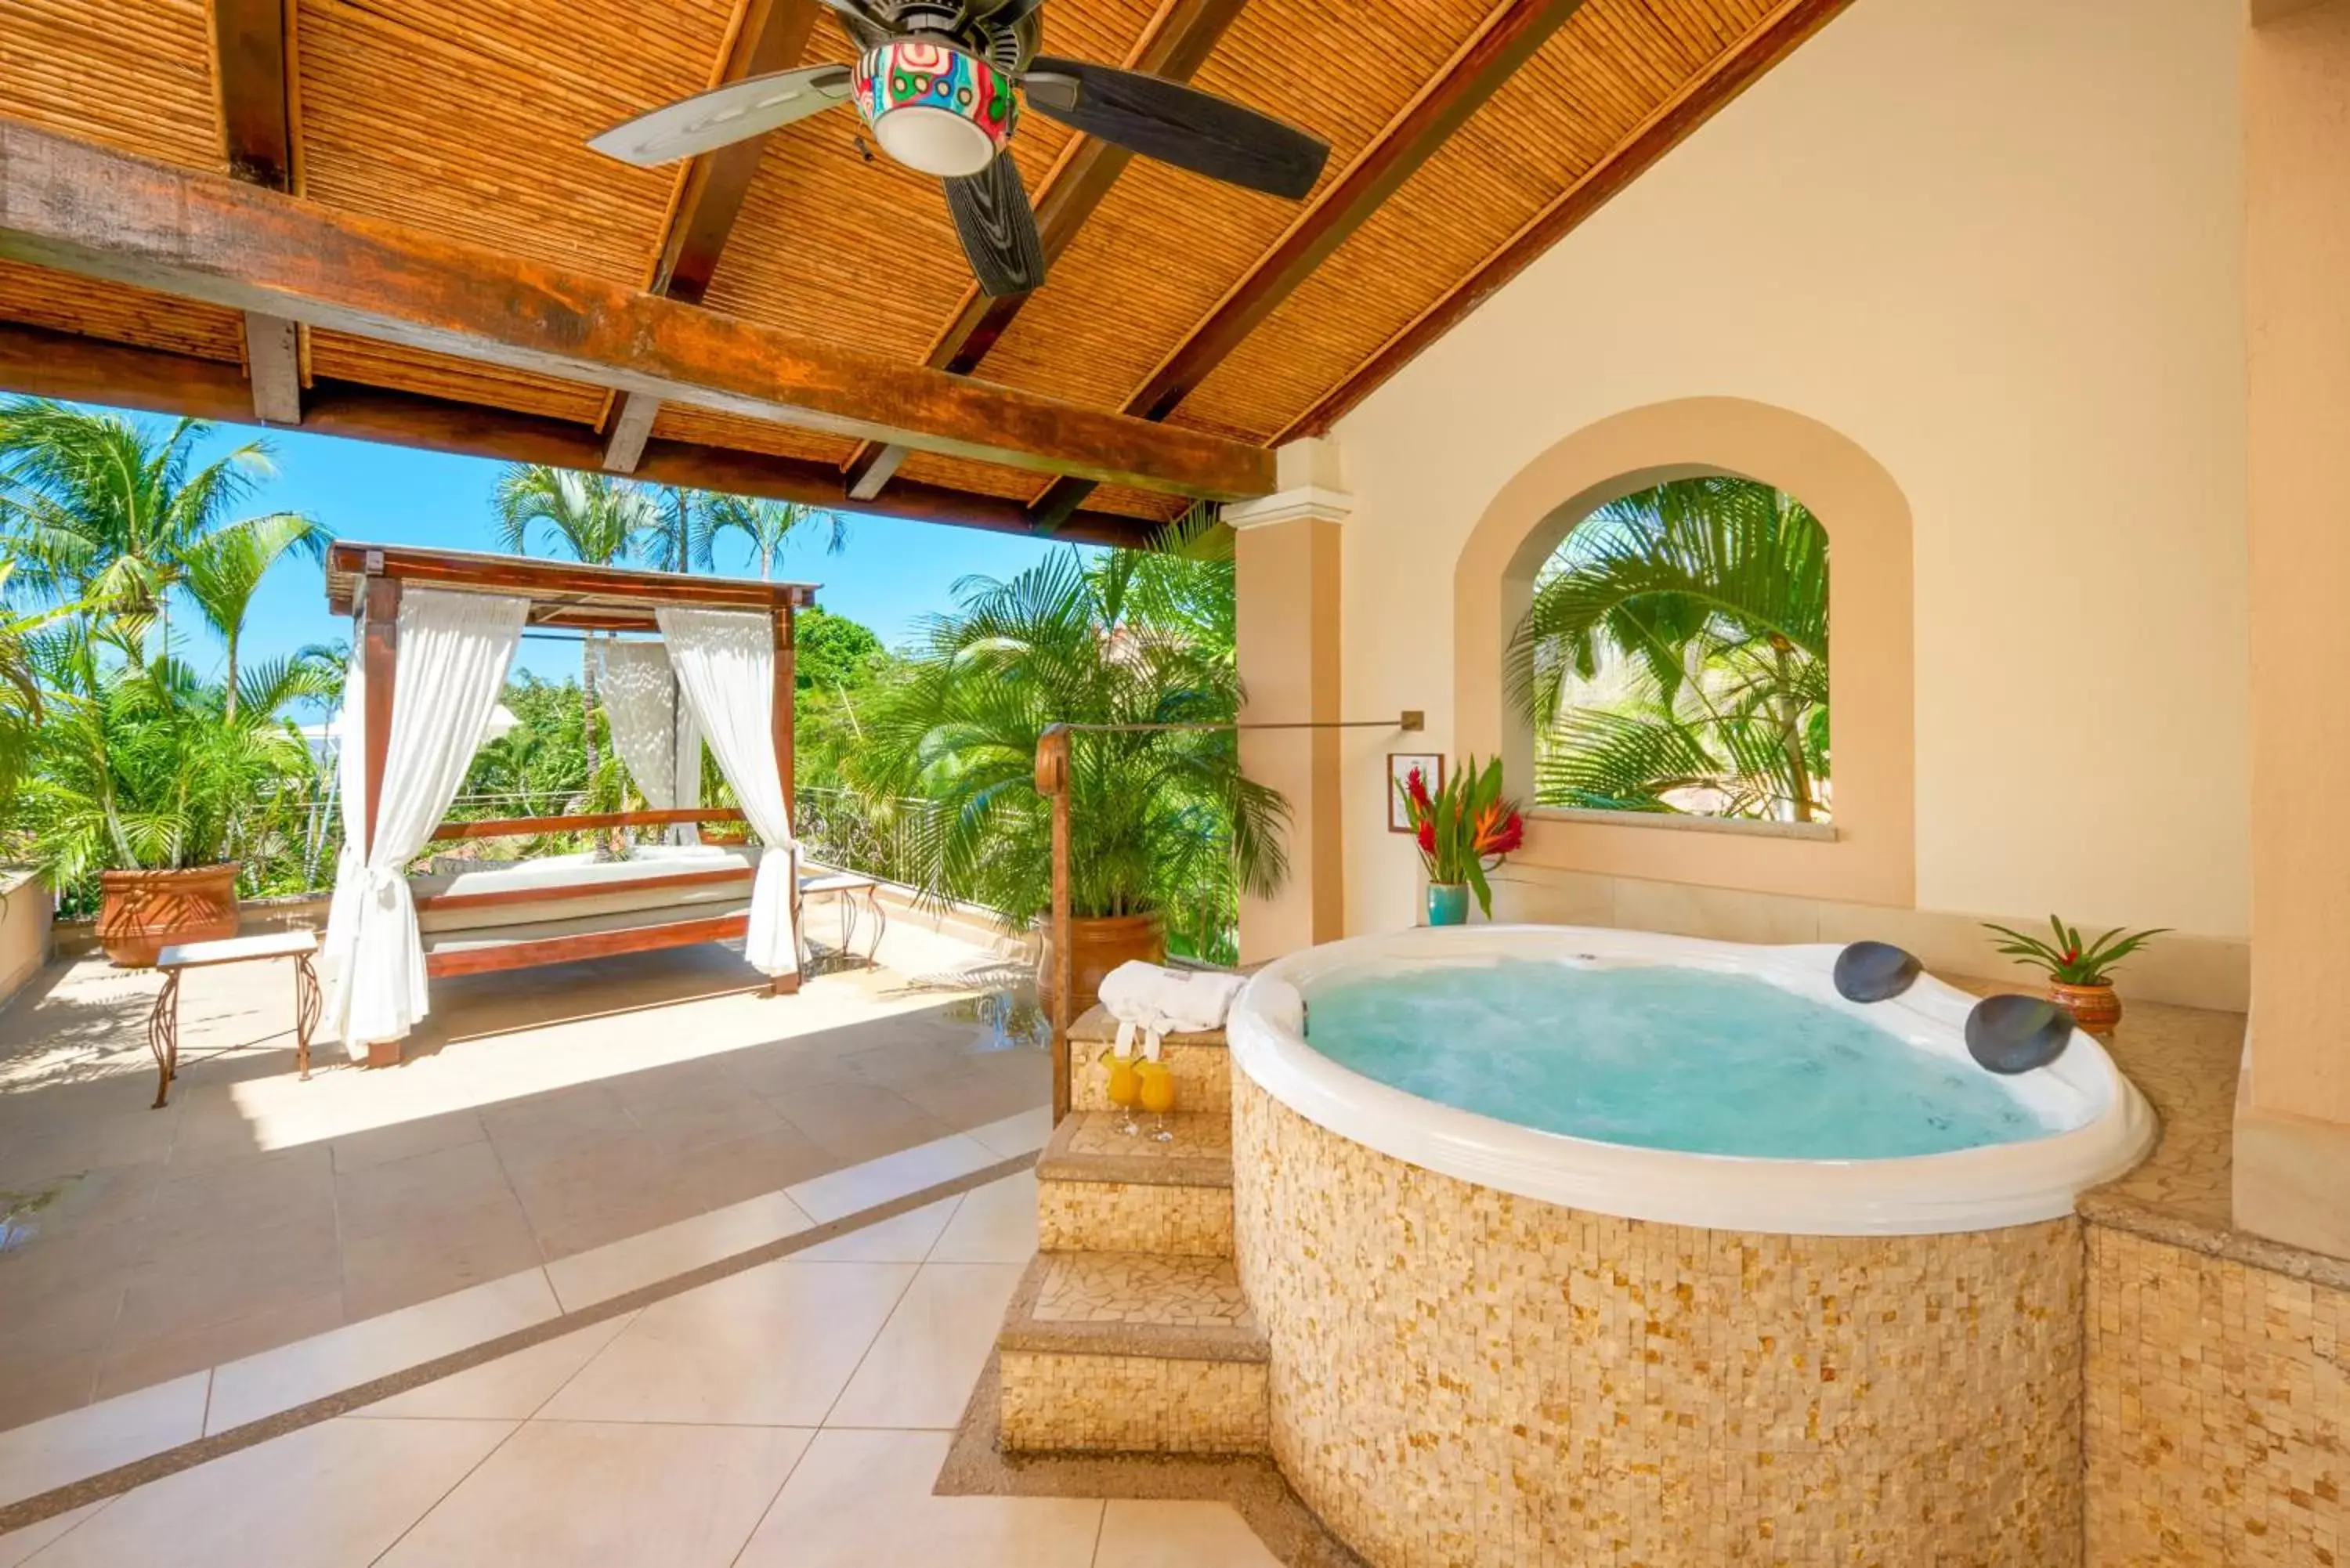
850,523,1287,1012
1399,755,1524,925
26,654,329,966
1979,916,2167,1039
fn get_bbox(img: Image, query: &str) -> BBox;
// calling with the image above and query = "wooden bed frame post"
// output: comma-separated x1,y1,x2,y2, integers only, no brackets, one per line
769,603,801,997
360,571,402,1068
1038,726,1073,1124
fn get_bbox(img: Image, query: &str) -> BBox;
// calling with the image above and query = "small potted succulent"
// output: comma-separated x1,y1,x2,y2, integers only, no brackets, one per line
1979,916,2167,1039
1399,755,1524,926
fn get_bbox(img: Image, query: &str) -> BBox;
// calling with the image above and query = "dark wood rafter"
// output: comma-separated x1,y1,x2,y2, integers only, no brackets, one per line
1025,0,1585,529
840,0,1251,502
0,321,1169,547
1282,0,1857,441
0,119,1275,501
324,539,817,620
606,0,822,473
206,0,303,425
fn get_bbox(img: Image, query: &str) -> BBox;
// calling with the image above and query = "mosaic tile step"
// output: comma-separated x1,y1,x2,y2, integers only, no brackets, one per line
1072,1042,1231,1116
1038,1174,1235,1259
1037,1111,1232,1188
997,1251,1267,1364
999,1347,1270,1457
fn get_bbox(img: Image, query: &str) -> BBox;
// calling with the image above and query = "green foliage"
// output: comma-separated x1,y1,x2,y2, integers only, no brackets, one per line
848,514,1283,961
1510,477,1830,823
696,496,847,580
1981,917,2168,986
795,607,882,692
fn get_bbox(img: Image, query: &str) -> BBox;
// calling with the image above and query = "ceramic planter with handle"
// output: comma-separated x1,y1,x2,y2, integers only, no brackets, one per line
1037,910,1167,1018
2047,979,2122,1039
96,864,240,968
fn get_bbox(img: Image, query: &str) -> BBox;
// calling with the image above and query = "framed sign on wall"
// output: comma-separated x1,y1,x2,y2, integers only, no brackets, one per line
1388,753,1444,833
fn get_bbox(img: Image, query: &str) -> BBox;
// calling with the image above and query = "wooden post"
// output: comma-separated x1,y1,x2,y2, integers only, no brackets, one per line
769,604,801,997
1037,726,1074,1124
359,573,400,1068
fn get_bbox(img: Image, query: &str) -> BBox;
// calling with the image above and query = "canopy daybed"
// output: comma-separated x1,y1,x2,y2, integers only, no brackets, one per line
319,543,817,1068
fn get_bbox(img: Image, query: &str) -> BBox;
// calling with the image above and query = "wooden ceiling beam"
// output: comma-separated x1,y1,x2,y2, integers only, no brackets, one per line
840,0,1250,503
207,0,303,426
0,320,1164,549
606,0,822,474
1281,0,1855,441
1025,0,1584,529
0,119,1274,501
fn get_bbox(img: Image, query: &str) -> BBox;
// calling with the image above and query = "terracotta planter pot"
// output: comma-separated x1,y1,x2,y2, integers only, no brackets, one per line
1036,911,1167,1019
96,864,241,969
2047,979,2122,1039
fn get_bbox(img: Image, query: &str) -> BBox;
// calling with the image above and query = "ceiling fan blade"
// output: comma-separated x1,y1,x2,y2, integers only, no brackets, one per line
1021,58,1328,201
588,64,854,167
944,152,1047,298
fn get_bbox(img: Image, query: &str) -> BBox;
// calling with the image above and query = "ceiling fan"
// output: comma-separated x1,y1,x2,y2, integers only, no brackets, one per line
588,0,1330,298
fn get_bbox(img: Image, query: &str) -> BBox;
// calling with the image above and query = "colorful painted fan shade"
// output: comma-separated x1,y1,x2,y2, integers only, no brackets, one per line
852,38,1018,179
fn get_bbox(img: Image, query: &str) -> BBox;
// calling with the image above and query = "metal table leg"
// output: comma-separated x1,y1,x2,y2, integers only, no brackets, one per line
146,968,182,1110
293,951,321,1082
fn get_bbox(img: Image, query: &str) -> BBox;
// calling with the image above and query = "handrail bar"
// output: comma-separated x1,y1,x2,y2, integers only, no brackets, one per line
428,807,746,842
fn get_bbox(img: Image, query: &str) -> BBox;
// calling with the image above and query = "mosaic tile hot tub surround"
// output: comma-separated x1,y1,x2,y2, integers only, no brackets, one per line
1232,1074,2086,1566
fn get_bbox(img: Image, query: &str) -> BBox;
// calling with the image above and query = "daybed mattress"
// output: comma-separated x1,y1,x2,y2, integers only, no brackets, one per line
411,844,765,934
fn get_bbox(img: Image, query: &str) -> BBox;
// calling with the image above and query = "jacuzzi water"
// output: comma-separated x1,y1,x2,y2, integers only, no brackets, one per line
1303,958,2049,1159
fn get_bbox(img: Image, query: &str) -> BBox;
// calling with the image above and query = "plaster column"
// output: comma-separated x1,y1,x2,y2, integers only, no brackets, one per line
2237,0,2350,1259
1229,439,1350,964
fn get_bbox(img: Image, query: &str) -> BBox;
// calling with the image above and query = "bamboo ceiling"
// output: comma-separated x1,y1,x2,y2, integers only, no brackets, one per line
0,0,1846,540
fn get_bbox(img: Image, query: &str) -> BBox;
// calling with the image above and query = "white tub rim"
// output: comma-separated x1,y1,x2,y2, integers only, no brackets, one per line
1227,925,2157,1237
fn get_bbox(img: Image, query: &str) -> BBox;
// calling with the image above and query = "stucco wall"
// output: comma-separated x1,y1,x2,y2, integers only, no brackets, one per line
1329,0,2250,947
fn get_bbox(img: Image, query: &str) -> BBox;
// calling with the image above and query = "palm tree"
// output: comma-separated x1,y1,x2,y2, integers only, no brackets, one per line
492,465,655,792
0,399,319,664
851,530,1285,962
1508,477,1830,822
180,511,334,720
696,496,847,580
635,485,701,575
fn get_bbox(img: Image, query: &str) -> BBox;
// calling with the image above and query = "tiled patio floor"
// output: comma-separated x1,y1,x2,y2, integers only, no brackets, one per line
0,921,1047,1435
0,1167,1283,1567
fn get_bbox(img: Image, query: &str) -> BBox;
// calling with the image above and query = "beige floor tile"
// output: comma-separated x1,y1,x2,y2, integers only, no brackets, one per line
378,1419,811,1568
205,1266,560,1433
543,1190,815,1312
786,1133,1002,1223
92,1288,344,1404
0,1353,100,1436
965,1104,1055,1159
0,1500,109,1566
27,1416,515,1567
540,1259,912,1425
825,1262,1025,1429
735,1429,1101,1568
663,1123,839,1212
327,1108,488,1174
357,1313,638,1419
1094,1501,1285,1568
0,1372,208,1509
112,1210,343,1343
791,1195,960,1263
927,1170,1039,1264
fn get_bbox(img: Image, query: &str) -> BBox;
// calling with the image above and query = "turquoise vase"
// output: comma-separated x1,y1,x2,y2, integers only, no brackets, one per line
1426,882,1470,927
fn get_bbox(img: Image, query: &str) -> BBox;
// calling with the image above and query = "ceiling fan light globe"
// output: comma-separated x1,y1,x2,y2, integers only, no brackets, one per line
873,107,996,178
852,38,1016,179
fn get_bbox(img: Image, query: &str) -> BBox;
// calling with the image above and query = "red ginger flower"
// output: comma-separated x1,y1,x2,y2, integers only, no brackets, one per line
1415,819,1435,854
1406,766,1433,814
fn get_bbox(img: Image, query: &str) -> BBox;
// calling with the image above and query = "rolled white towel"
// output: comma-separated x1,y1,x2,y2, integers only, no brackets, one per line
1098,960,1246,1060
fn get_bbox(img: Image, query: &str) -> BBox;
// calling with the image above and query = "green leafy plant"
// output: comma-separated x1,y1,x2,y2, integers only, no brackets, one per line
848,510,1285,963
1509,477,1829,822
1397,754,1524,918
1981,916,2169,986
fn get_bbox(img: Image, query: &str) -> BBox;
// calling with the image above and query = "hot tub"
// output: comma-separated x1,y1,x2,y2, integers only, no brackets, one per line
1225,926,2155,1568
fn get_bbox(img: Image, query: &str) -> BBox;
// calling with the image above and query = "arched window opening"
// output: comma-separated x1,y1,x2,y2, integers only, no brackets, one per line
1508,475,1830,824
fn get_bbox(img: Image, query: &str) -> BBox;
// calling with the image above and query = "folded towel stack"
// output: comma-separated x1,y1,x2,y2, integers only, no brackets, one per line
1097,960,1247,1060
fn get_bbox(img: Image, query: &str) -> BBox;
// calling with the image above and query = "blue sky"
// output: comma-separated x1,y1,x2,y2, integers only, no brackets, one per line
164,410,1090,685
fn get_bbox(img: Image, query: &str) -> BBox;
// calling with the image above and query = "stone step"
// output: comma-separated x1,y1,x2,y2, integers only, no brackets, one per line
996,1250,1268,1456
1036,1111,1234,1257
1067,1006,1231,1115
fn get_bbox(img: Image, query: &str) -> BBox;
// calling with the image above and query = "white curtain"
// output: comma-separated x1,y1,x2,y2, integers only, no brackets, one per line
597,639,702,844
323,588,528,1054
655,607,798,977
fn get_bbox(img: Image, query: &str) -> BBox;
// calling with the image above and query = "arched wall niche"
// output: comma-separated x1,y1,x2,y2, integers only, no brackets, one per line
1451,396,1916,906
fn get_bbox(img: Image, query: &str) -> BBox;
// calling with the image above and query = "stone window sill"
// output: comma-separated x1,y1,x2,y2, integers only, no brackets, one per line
1528,807,1838,844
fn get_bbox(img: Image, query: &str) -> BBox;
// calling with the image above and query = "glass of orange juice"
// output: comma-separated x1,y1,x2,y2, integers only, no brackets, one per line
1136,1060,1177,1143
1104,1051,1143,1136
